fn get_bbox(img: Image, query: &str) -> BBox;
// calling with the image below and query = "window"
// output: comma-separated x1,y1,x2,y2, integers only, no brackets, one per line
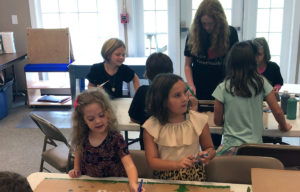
192,0,232,25
37,0,119,60
143,0,168,56
29,0,300,83
256,0,284,65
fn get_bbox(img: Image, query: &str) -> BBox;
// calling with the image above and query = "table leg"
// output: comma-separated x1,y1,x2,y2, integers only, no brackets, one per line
79,78,85,92
69,68,76,105
125,131,129,146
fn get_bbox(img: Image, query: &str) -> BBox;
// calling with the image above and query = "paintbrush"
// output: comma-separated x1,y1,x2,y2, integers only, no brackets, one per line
97,80,109,88
186,83,197,98
138,179,143,192
200,149,214,158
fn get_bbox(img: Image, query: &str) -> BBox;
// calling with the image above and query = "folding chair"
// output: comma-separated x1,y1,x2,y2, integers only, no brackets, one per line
129,150,153,178
29,113,73,173
205,155,284,184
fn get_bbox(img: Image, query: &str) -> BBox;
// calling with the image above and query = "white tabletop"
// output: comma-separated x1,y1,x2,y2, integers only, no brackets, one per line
280,84,300,95
112,98,300,137
27,172,251,192
112,98,140,131
262,107,300,137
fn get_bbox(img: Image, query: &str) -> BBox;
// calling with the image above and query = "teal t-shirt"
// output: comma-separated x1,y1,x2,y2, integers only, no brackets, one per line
212,77,273,154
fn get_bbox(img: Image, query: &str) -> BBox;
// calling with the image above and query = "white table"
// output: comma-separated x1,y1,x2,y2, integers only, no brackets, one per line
280,84,300,95
112,98,223,133
112,98,140,131
113,98,300,137
262,108,300,137
27,172,251,192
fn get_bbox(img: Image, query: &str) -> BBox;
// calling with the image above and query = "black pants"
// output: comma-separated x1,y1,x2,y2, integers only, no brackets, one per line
211,133,222,149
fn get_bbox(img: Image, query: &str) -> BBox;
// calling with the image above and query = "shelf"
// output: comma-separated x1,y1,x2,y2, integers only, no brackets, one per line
27,95,72,106
25,65,72,107
26,80,70,89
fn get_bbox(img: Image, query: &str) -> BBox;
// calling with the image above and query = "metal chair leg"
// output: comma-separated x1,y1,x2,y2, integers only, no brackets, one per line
40,158,44,172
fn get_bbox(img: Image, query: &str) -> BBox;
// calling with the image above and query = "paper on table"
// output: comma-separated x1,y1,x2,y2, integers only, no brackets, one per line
252,168,300,192
0,32,16,53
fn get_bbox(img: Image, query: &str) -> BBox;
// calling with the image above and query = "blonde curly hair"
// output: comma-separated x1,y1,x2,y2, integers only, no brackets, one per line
188,0,230,57
71,88,118,153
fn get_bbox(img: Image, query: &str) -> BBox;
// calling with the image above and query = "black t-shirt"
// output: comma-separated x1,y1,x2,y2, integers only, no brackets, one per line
184,26,238,100
128,85,149,125
261,61,283,87
86,62,135,98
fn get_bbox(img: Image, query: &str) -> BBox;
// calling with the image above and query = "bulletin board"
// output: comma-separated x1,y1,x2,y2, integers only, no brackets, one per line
27,28,72,64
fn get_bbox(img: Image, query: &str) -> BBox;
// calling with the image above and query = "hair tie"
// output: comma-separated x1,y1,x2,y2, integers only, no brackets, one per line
74,97,78,108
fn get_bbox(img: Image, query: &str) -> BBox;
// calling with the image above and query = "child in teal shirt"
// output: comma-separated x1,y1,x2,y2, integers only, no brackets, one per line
212,41,291,155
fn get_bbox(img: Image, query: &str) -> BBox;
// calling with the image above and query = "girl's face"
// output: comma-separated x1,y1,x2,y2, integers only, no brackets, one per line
167,80,189,117
201,15,215,34
83,102,108,135
256,47,265,65
109,46,126,67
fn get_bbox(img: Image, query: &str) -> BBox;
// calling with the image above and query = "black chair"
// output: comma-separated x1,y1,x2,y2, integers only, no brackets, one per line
237,143,300,169
29,113,73,173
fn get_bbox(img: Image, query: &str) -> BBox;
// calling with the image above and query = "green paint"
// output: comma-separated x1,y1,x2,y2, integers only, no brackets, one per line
45,178,231,190
175,184,189,192
247,186,251,192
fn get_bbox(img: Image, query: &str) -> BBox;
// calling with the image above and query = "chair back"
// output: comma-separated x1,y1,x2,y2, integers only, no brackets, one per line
205,155,284,184
129,150,153,178
29,113,69,146
29,112,73,172
236,143,300,169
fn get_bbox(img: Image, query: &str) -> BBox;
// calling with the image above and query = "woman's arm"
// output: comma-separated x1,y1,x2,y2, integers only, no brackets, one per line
143,129,195,171
214,99,224,126
132,74,140,92
184,56,196,94
121,155,144,192
68,151,82,178
266,91,292,131
189,96,199,111
198,123,216,164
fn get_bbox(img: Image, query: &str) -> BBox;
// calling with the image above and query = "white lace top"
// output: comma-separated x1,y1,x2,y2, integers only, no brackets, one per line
142,110,208,161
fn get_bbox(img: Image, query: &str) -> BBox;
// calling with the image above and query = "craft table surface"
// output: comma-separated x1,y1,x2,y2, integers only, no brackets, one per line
27,172,251,192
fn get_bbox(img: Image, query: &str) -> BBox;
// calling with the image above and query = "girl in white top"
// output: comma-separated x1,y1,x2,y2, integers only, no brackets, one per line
143,73,216,181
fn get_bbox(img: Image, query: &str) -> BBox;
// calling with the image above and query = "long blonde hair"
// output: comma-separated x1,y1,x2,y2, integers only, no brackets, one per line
188,0,230,57
71,88,118,153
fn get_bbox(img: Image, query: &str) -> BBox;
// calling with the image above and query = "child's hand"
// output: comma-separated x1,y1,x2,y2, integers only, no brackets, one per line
68,169,81,178
279,123,292,132
197,151,211,164
176,155,197,169
190,85,196,96
129,182,146,192
197,149,215,165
